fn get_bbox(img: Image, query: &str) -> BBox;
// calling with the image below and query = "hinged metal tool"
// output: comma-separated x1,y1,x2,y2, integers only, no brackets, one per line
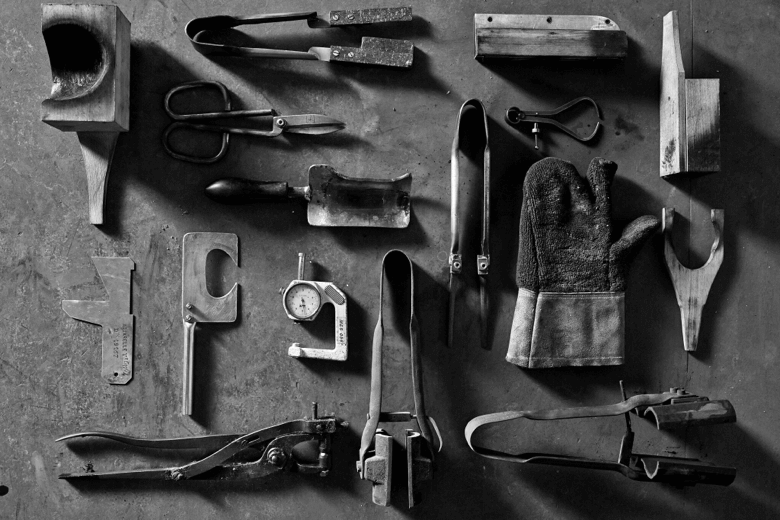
449,99,490,349
283,253,348,361
62,257,134,385
663,208,724,352
185,7,414,68
57,402,346,480
505,96,601,150
465,383,737,486
206,165,412,228
181,233,239,416
357,250,441,508
163,81,345,163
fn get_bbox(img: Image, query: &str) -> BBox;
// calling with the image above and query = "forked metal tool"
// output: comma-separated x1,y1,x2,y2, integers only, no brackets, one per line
283,253,348,361
57,402,346,480
505,96,601,149
185,7,414,68
163,81,345,163
62,257,134,384
357,250,441,508
663,208,724,352
466,383,736,486
449,99,490,349
181,233,239,416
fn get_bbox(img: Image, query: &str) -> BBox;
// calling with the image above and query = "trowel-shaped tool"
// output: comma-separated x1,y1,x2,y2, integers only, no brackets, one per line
62,257,134,384
181,232,238,416
205,165,412,228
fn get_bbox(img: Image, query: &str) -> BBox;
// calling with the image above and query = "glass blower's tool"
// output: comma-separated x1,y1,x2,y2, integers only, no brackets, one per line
448,99,490,350
56,402,347,480
62,257,135,384
466,383,737,487
185,7,414,68
283,253,348,361
505,96,601,150
181,233,239,416
205,165,412,228
163,81,345,163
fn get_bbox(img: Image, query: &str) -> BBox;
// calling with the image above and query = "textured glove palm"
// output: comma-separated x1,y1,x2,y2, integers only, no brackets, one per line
507,157,659,368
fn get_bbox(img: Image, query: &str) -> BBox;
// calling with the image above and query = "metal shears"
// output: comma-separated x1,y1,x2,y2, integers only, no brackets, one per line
163,81,345,163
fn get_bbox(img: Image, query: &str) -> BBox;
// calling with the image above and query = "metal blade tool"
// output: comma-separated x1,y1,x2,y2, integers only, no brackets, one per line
206,165,411,228
62,257,135,384
181,232,239,416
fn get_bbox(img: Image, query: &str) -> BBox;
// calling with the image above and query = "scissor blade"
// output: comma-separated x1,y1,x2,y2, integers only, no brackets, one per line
279,114,346,135
447,274,461,348
479,277,489,350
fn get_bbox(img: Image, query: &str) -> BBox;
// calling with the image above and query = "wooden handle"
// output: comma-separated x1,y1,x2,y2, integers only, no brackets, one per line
204,178,292,204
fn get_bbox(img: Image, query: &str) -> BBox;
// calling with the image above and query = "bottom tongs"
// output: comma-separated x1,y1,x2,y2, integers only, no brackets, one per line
465,384,736,487
57,403,347,481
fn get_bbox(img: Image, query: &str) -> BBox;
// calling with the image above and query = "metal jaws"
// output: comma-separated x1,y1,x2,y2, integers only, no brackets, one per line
663,208,724,352
465,385,737,487
57,403,347,480
185,7,414,68
505,96,601,149
357,251,441,508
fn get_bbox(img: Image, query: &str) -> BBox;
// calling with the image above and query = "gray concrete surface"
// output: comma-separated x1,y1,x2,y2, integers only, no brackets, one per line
1,0,778,518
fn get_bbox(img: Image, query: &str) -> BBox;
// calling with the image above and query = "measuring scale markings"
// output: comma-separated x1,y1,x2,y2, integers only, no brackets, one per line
285,283,321,319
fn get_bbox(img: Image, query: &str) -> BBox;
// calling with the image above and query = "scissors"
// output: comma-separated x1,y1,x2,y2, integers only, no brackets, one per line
163,81,346,163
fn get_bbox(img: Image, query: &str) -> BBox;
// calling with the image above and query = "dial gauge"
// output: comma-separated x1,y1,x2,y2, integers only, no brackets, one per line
284,283,321,320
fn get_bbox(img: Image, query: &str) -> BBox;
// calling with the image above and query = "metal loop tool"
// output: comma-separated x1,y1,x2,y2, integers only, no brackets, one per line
357,250,441,508
163,81,345,163
465,383,736,487
505,96,601,149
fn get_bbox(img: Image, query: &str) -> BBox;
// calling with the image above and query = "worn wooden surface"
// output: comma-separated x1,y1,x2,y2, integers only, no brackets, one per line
475,14,627,60
1,0,779,518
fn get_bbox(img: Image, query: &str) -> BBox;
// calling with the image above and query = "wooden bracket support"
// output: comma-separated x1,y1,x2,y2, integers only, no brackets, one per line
660,11,720,177
41,4,130,225
662,208,724,352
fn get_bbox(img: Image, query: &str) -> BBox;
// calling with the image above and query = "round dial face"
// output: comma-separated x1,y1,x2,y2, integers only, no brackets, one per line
284,283,321,320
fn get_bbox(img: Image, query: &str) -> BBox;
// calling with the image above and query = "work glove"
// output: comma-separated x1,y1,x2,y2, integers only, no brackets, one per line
507,157,659,368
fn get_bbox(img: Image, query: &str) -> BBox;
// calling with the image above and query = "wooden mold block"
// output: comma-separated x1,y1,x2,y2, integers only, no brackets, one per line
40,4,130,225
660,11,720,177
474,14,627,60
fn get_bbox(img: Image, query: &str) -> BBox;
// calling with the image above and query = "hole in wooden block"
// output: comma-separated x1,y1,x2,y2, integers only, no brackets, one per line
43,23,106,100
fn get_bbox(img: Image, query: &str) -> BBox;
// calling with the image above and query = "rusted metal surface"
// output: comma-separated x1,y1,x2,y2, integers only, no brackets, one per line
330,37,414,68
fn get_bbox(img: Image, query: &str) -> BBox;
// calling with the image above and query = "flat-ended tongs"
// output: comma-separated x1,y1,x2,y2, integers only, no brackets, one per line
357,250,442,508
185,7,414,68
465,384,737,487
505,96,601,149
57,403,346,480
449,99,490,349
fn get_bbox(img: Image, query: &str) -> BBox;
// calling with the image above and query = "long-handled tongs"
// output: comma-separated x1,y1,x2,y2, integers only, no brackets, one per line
449,99,490,349
505,96,601,150
185,7,414,68
357,250,442,508
465,384,736,486
57,403,346,480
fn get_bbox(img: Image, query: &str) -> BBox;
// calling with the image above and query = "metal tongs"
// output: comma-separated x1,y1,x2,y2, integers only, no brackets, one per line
465,384,737,486
505,96,601,149
185,7,414,68
57,403,346,480
357,250,442,508
449,99,490,349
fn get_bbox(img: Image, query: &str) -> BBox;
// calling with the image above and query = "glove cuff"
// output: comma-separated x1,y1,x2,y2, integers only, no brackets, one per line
506,288,625,368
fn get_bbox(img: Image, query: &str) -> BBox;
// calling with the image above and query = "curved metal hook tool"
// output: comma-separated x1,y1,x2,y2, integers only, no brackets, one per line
465,384,736,486
505,96,601,149
662,208,724,352
357,250,441,508
449,99,490,349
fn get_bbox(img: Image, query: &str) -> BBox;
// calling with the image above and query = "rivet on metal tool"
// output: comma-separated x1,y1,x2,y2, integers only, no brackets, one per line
348,52,354,58
275,118,286,127
185,314,194,323
348,14,355,20
332,14,339,20
185,303,193,310
332,49,340,57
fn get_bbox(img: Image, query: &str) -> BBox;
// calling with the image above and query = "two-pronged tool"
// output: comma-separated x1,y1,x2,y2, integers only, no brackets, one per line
505,96,601,150
448,99,490,349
